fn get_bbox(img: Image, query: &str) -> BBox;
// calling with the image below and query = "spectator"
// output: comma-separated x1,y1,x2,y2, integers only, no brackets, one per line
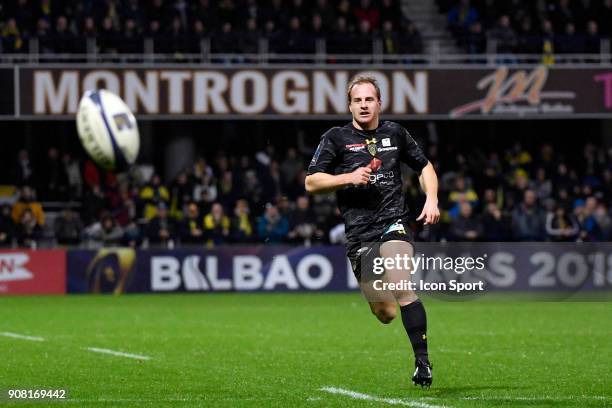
147,0,170,27
288,195,320,246
463,21,486,54
512,190,546,241
261,0,287,30
240,18,260,54
0,204,16,247
277,16,313,54
399,21,423,55
217,0,237,26
1,18,25,53
584,20,601,56
39,147,67,201
82,184,106,225
312,0,335,28
327,207,346,244
328,16,353,54
121,18,143,54
593,204,612,241
550,0,574,33
517,17,538,54
538,19,556,64
35,18,53,53
546,205,579,241
336,0,355,30
190,20,208,53
160,16,186,55
482,203,510,241
99,17,119,53
531,168,553,203
180,202,205,244
139,174,170,220
212,21,240,53
447,0,479,39
380,20,399,54
489,15,516,54
62,152,82,199
556,22,583,55
191,0,217,31
203,202,230,245
354,0,380,30
309,14,326,44
447,176,478,219
12,149,34,186
379,0,400,28
15,208,42,248
84,213,124,247
12,186,45,227
258,203,289,243
54,207,83,245
53,15,74,54
231,199,254,242
13,0,34,37
450,202,483,241
146,202,177,246
575,197,602,241
353,19,374,55
122,0,146,29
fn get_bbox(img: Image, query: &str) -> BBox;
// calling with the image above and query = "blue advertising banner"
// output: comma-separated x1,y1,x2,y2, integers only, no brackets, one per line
66,243,612,294
67,246,357,294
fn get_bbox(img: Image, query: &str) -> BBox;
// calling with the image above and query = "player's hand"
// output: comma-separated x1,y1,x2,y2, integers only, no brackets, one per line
416,197,440,225
346,167,371,186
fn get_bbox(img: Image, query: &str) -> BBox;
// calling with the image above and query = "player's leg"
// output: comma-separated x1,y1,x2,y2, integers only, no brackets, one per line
351,243,398,324
379,240,432,387
367,301,397,324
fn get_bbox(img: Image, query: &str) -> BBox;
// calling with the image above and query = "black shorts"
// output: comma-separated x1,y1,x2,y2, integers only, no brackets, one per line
347,219,415,282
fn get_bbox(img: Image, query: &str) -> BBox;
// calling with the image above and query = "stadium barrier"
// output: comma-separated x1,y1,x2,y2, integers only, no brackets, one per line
2,244,611,295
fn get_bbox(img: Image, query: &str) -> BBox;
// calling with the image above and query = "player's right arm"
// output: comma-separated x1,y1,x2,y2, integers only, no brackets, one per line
305,167,371,194
305,128,371,194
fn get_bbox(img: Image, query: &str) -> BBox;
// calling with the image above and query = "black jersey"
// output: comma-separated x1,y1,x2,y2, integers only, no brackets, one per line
307,121,428,246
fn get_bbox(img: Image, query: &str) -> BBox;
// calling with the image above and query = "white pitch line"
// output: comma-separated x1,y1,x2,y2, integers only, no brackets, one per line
84,347,151,361
320,386,450,408
0,331,45,342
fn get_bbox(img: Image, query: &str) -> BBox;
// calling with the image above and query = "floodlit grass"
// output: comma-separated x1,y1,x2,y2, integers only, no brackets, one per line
1,293,611,407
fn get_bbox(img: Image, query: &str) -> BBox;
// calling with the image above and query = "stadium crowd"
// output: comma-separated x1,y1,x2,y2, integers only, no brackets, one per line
0,0,423,55
1,138,611,249
440,0,612,55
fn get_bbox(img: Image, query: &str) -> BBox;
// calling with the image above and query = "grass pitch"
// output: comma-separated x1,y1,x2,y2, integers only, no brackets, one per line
1,293,611,407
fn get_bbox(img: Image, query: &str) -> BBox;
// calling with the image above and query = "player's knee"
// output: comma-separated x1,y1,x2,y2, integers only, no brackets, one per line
373,305,396,324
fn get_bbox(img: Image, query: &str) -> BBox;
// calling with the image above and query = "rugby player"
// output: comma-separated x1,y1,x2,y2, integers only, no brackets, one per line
305,76,440,387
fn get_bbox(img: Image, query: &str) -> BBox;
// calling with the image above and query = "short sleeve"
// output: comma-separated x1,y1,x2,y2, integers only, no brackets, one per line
307,129,339,175
400,128,428,173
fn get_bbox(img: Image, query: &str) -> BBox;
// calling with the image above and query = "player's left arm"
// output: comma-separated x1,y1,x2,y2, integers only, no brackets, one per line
416,162,440,225
398,125,440,225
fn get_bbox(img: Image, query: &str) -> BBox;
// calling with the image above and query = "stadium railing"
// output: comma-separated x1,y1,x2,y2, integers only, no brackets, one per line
1,37,610,66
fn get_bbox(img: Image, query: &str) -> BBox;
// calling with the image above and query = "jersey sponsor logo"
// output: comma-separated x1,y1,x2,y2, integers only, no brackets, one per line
346,143,366,152
377,146,398,152
369,171,394,184
382,138,391,147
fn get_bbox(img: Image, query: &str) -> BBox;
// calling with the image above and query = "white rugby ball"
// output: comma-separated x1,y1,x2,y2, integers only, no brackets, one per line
76,89,140,171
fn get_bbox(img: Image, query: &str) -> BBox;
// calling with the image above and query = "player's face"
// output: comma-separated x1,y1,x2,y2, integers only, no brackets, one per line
349,83,381,130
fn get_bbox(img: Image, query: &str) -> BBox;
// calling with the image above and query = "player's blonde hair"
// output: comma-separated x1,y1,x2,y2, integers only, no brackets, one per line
347,75,381,102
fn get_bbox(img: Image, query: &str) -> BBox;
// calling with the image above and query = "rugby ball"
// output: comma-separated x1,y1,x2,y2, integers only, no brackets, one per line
76,89,140,171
